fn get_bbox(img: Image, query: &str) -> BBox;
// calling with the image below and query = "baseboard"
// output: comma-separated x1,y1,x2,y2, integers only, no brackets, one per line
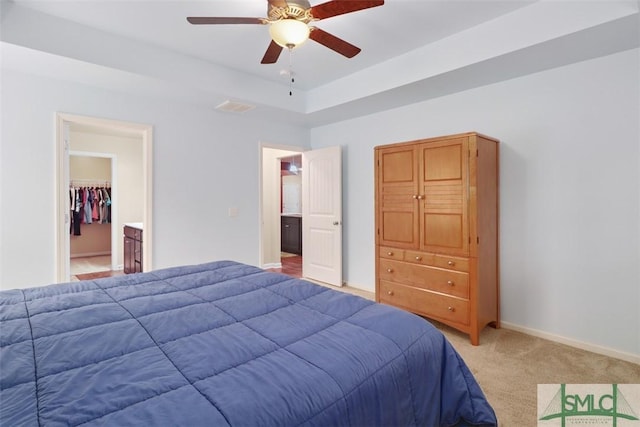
70,251,111,259
262,262,282,269
501,321,640,365
339,281,375,300
341,281,373,293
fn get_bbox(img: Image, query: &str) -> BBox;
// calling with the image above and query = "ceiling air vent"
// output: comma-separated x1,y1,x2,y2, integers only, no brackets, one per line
215,100,256,114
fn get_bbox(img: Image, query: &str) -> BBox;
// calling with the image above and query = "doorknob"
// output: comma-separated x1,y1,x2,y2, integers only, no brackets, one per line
333,221,341,226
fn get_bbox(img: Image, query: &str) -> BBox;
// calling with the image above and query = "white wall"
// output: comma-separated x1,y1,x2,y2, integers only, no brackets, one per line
0,69,309,289
311,49,640,357
1,43,637,359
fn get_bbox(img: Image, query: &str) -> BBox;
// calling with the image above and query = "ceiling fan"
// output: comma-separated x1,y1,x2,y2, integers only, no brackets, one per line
187,0,384,64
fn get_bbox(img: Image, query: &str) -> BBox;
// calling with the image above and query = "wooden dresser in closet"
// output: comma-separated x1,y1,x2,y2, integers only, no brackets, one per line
375,132,499,345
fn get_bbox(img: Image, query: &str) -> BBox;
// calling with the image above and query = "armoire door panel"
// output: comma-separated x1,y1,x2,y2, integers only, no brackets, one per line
379,183,419,247
380,187,416,208
382,212,416,245
381,149,416,183
420,140,469,255
423,213,464,249
422,140,464,181
423,183,463,211
377,145,419,249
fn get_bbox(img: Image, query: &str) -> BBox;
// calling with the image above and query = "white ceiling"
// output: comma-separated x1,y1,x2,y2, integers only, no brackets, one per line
6,0,537,90
2,0,638,126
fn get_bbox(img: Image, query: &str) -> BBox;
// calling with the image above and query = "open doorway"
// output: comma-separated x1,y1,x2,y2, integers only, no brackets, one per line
259,145,303,278
279,154,303,277
68,152,117,280
259,144,343,286
56,113,153,283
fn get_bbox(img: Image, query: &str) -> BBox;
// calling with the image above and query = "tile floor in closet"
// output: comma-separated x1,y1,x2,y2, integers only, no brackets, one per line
71,255,123,281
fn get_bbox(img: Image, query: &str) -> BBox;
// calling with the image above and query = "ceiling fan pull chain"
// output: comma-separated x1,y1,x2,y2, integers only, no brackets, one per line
288,45,295,96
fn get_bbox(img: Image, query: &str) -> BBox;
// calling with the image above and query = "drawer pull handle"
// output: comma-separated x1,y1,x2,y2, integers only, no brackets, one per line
447,280,454,286
417,195,424,200
387,268,393,273
447,261,455,266
415,256,422,261
412,195,418,199
387,290,394,296
448,306,455,312
387,251,393,256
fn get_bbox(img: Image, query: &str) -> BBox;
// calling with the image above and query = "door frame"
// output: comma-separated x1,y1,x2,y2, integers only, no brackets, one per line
55,113,153,282
259,143,343,286
258,143,303,269
68,150,118,272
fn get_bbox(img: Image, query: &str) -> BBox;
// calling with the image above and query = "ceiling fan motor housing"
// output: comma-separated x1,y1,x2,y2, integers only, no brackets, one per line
268,0,313,22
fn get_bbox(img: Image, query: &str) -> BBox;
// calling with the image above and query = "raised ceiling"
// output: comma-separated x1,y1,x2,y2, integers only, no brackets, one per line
1,0,638,126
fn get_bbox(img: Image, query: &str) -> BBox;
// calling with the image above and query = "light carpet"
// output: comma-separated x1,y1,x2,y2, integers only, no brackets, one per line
432,321,640,426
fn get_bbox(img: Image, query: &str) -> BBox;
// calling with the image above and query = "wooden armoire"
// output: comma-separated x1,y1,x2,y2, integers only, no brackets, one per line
374,132,499,345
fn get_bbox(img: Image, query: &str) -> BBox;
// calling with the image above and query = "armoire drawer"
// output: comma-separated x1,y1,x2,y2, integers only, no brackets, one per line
404,250,469,272
379,259,469,299
379,281,469,325
379,246,404,261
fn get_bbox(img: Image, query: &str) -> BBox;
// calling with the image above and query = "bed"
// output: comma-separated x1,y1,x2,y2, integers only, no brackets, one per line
1,260,497,426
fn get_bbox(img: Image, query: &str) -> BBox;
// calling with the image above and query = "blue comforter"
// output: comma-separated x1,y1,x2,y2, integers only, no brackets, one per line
1,260,496,426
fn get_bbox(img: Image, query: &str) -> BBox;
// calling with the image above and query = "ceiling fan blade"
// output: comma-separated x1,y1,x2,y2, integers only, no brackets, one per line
309,27,361,58
187,17,265,25
310,0,384,20
261,40,284,64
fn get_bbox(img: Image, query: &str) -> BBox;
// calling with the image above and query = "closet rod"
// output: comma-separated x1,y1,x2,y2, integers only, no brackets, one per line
70,179,111,187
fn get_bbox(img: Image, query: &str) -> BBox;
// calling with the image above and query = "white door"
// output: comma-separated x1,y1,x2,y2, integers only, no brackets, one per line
302,146,342,286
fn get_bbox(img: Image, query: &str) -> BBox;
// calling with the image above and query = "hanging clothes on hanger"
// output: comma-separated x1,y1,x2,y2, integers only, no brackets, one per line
92,188,100,222
97,188,104,224
69,187,74,234
103,187,111,224
69,180,112,234
83,188,93,224
72,187,82,236
106,187,112,224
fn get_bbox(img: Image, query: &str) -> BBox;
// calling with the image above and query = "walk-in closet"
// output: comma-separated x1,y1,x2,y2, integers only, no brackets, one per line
69,155,114,279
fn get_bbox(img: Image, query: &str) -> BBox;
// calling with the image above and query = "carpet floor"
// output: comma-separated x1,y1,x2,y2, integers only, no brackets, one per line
432,321,640,426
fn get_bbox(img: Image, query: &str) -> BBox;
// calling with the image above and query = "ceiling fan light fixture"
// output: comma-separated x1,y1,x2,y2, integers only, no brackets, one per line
269,19,310,48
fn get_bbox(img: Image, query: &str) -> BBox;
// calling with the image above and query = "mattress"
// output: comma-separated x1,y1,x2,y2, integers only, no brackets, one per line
1,260,497,426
